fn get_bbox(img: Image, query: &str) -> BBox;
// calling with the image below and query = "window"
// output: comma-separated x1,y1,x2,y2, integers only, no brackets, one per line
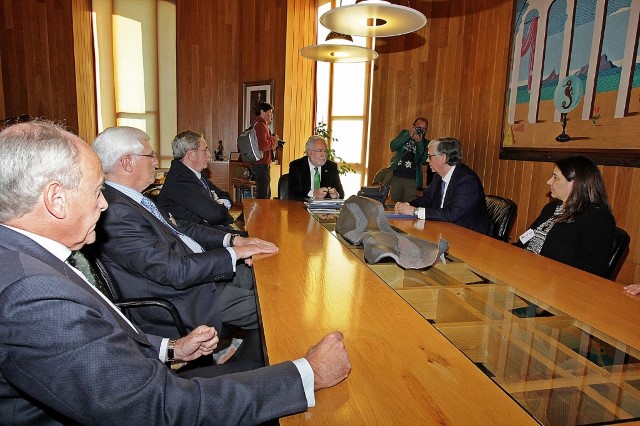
315,0,374,198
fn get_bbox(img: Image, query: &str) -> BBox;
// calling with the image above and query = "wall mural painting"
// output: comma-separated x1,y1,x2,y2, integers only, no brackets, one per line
501,0,640,165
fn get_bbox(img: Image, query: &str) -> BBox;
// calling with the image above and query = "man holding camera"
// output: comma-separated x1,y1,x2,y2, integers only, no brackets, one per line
388,117,432,203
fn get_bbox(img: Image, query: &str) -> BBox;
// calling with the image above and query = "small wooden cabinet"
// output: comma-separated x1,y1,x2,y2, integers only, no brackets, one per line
206,161,230,194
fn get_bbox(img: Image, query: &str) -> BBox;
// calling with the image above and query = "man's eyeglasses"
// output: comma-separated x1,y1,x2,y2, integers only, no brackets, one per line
426,153,441,160
310,149,328,154
130,152,157,159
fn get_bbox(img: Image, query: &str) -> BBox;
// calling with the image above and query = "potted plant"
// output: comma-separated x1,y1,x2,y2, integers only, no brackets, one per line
313,122,356,175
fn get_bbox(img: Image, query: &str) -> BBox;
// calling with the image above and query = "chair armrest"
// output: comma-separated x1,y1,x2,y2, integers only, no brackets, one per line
116,298,188,337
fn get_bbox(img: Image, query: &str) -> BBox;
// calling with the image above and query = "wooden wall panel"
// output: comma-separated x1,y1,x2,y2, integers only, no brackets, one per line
71,0,96,142
281,0,316,172
0,0,89,135
369,0,640,284
177,0,291,164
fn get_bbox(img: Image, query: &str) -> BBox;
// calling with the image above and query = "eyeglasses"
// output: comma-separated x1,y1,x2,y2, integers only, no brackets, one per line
130,151,157,159
426,153,441,160
310,149,328,154
193,147,210,153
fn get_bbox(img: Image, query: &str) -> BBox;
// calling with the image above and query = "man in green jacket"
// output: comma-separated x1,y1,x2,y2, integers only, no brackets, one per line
388,117,431,202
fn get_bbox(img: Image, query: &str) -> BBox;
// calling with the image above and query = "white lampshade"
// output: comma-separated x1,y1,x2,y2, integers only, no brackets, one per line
300,32,378,63
320,0,427,38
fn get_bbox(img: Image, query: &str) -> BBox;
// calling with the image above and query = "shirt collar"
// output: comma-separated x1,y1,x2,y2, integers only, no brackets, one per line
105,181,144,204
442,165,456,185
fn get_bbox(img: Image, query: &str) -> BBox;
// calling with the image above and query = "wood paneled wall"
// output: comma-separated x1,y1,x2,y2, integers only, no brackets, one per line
0,0,95,139
369,0,639,284
2,0,638,283
177,0,314,175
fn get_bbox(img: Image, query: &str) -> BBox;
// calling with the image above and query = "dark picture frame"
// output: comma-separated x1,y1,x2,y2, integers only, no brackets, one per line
499,1,640,166
242,80,274,132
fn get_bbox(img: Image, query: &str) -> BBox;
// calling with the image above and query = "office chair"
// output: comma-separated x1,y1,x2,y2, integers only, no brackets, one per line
277,173,289,200
485,195,517,242
604,227,630,280
82,248,188,337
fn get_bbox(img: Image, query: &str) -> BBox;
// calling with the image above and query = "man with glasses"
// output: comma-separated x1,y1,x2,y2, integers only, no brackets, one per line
394,137,491,235
388,117,432,203
158,130,236,231
288,135,345,200
91,126,273,342
0,121,351,425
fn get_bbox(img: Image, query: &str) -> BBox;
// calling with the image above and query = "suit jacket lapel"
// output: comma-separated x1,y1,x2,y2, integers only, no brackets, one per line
0,226,150,345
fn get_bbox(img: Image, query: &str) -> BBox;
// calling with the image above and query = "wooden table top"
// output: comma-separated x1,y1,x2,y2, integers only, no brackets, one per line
243,200,538,424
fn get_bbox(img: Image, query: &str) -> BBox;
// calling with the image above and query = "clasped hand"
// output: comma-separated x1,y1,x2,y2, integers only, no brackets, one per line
314,187,338,199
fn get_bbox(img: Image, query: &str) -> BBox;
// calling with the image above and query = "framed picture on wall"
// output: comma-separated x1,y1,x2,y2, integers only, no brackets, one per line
499,1,640,166
242,80,274,132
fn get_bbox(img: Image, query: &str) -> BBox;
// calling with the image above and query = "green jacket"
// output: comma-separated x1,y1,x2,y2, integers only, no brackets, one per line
389,129,428,189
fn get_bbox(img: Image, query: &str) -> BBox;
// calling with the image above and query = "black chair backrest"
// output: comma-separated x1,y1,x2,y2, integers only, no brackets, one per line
605,227,630,280
357,185,389,205
278,173,289,200
485,195,517,242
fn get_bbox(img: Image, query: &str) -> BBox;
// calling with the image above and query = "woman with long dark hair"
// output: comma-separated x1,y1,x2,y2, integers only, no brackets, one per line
516,155,616,277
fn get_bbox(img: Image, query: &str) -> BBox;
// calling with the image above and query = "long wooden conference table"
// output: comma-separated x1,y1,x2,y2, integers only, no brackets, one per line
243,199,640,425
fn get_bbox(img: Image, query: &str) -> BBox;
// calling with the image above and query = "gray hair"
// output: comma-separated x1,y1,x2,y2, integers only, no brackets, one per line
0,121,82,222
172,130,203,160
428,137,462,165
305,135,326,153
93,126,148,173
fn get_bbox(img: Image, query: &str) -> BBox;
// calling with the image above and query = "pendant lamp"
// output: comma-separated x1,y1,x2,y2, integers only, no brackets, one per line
320,0,426,38
300,32,378,63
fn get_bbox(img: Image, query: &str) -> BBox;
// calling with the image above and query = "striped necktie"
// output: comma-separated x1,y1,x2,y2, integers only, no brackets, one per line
140,196,205,253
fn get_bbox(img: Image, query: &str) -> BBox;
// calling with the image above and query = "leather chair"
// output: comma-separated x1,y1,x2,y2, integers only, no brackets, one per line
604,227,630,280
142,186,161,201
277,173,289,200
485,195,517,242
81,248,188,336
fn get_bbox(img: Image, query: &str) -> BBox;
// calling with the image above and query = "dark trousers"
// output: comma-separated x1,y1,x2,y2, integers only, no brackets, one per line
249,164,271,199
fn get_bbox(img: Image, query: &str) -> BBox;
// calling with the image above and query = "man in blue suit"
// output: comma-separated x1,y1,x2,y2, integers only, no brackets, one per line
394,137,491,235
0,121,350,424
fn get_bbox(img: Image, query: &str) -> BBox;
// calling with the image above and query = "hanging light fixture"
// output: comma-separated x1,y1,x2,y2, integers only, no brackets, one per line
300,31,378,63
320,0,426,38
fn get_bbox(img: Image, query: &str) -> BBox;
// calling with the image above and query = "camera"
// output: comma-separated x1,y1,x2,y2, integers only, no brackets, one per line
415,127,425,137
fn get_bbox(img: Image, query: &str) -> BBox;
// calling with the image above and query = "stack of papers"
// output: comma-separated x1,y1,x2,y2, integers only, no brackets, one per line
305,198,345,213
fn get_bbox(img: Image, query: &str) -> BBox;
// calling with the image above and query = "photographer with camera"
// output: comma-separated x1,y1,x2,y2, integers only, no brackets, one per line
388,117,432,202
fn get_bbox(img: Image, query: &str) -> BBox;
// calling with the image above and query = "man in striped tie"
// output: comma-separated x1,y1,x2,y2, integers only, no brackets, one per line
91,126,275,343
158,130,236,231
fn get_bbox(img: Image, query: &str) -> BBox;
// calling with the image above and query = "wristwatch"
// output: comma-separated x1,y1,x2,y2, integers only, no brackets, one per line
166,339,176,362
229,234,237,247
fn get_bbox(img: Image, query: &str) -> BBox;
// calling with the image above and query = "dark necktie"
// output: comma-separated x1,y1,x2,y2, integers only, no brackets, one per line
200,175,213,198
67,250,109,296
439,180,446,206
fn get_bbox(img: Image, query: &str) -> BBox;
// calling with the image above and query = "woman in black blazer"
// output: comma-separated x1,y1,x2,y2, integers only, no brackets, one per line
515,155,616,277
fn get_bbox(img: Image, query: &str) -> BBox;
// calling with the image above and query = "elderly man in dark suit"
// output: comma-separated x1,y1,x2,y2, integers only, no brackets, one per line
92,126,269,338
0,120,351,424
158,130,236,231
394,137,491,235
288,135,345,200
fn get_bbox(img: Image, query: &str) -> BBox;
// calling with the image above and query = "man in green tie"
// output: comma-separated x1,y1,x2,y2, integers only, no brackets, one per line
287,135,345,201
